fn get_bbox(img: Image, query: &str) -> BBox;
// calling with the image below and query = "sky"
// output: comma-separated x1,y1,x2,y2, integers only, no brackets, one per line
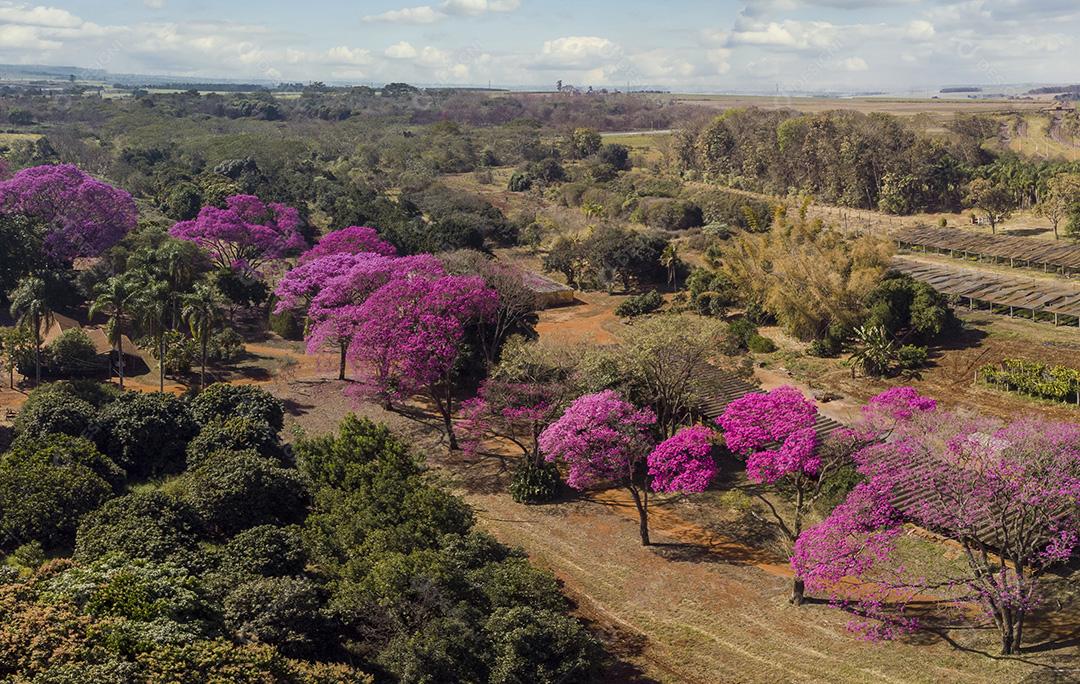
0,0,1075,93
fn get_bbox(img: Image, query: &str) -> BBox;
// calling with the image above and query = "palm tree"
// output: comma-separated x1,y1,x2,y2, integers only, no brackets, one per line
133,277,173,392
8,276,52,386
182,283,223,390
660,243,680,289
89,275,138,390
848,325,896,379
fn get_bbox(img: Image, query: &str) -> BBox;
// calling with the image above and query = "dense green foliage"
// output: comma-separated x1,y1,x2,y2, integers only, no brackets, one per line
0,378,596,682
980,358,1080,404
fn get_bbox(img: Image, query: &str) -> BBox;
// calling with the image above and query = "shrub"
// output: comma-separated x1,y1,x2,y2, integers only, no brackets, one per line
223,577,326,656
74,491,200,564
508,459,562,504
93,392,197,478
470,557,567,613
637,199,703,231
136,639,297,683
40,555,210,628
186,416,281,469
614,290,664,318
727,318,758,349
0,450,112,549
378,615,487,684
14,389,95,439
747,334,778,353
294,415,419,490
896,344,929,372
485,606,602,684
807,339,839,358
7,433,125,490
507,171,532,192
980,358,1080,403
190,383,285,430
45,329,101,376
597,143,630,171
217,525,307,579
269,306,304,340
208,328,245,363
177,451,308,537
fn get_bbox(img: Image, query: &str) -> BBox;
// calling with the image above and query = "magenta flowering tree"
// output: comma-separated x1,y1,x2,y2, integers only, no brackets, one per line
795,387,1080,654
299,225,397,263
647,425,717,494
349,273,498,450
0,163,137,262
169,194,307,274
460,379,560,463
717,386,855,604
539,390,658,544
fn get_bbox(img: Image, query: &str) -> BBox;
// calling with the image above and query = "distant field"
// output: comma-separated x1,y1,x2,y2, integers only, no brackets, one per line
0,132,42,143
1001,114,1080,161
663,93,1049,116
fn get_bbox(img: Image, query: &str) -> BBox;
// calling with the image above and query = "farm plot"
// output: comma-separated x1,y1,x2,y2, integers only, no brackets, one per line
896,226,1080,275
892,257,1080,326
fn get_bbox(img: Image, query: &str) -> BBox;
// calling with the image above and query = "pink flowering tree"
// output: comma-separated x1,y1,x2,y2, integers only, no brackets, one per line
460,379,561,464
539,391,659,544
299,225,397,263
716,386,856,605
0,163,137,262
169,194,307,274
648,425,718,495
795,387,1080,654
349,273,499,450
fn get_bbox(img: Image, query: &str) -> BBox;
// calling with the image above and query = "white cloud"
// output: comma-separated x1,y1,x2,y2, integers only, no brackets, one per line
362,6,442,24
364,0,520,24
385,41,418,59
838,56,868,71
727,20,840,50
0,2,81,28
143,0,166,8
535,36,620,69
904,20,935,41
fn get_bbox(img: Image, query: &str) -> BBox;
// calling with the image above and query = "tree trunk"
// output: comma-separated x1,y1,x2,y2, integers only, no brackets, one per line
790,578,806,606
628,485,650,545
117,335,125,390
159,336,166,393
33,314,41,387
338,342,347,381
440,383,458,451
200,335,208,390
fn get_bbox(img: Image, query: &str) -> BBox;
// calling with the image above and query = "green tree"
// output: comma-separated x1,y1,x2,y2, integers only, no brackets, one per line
181,283,224,390
132,277,174,392
1037,173,1080,241
570,127,602,158
89,276,138,390
9,275,53,386
965,178,1014,234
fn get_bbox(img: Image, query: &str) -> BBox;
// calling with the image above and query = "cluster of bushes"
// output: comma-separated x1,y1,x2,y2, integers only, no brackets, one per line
0,382,600,682
542,224,669,292
980,358,1080,404
615,290,664,318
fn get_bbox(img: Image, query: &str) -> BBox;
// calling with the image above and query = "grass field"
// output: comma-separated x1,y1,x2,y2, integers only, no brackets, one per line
1000,114,1080,161
663,93,1049,117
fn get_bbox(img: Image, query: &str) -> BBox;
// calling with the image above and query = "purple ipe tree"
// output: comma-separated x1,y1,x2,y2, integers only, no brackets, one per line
540,391,718,545
298,225,397,263
716,386,855,605
169,194,307,274
0,163,137,262
794,388,1080,654
348,273,499,450
460,379,561,464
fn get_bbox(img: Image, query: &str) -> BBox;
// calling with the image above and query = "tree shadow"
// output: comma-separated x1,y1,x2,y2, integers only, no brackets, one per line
576,617,663,684
279,397,315,417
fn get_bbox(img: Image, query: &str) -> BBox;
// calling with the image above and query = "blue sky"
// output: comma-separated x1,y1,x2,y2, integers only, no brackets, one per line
0,0,1075,92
